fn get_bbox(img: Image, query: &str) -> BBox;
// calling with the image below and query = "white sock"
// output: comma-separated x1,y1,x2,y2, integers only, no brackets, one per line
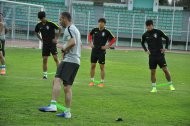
64,107,70,113
101,79,104,83
152,83,156,88
168,81,173,85
43,72,47,76
1,65,5,70
50,100,56,107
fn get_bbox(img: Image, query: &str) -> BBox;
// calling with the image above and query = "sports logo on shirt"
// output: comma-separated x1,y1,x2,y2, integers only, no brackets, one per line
46,25,49,30
154,33,157,38
102,32,105,37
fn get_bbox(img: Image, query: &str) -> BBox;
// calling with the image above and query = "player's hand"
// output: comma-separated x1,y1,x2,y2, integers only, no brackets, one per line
101,45,110,50
89,43,94,48
62,52,64,59
146,50,151,55
53,38,58,44
161,49,167,53
61,49,65,59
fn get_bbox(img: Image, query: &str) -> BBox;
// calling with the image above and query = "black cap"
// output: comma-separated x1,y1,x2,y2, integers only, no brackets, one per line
146,20,153,26
38,11,46,19
98,18,106,24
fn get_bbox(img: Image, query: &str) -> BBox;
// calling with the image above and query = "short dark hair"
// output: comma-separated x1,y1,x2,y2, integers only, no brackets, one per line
62,12,71,21
146,20,153,26
98,18,106,24
38,11,46,19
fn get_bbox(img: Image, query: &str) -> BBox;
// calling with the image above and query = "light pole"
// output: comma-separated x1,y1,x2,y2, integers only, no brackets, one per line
170,0,176,50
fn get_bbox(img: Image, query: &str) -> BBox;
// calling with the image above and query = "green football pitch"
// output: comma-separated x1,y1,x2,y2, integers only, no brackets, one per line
0,48,190,126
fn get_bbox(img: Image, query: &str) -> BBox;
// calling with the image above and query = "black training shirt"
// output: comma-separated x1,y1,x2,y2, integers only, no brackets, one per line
90,27,115,52
141,29,169,56
35,20,59,43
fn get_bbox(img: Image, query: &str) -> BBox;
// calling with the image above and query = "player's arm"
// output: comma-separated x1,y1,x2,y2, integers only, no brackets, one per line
51,22,62,43
61,28,76,58
62,38,76,52
35,24,43,42
160,30,169,53
61,38,75,59
88,29,94,48
141,35,150,55
4,23,8,34
101,30,116,50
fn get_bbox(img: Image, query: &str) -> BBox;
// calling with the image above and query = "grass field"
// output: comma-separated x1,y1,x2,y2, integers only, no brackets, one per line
0,47,190,126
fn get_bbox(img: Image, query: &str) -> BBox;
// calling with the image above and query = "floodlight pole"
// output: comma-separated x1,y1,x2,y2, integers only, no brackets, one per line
27,6,31,40
144,14,147,33
116,14,120,46
39,7,44,49
11,5,15,39
156,15,158,28
131,14,135,47
186,17,190,51
86,11,90,44
170,0,176,50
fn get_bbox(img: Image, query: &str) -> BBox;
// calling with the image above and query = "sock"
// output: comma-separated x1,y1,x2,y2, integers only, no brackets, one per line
1,65,5,70
50,100,56,107
91,78,94,82
43,72,47,77
64,107,70,113
168,81,173,85
101,79,104,83
152,83,156,88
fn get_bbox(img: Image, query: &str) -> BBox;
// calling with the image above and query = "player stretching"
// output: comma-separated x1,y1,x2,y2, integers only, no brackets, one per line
39,12,81,119
141,20,175,93
35,11,62,79
0,13,7,75
88,18,116,87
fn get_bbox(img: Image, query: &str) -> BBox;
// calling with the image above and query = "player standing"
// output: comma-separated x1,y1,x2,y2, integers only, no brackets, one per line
35,11,62,79
88,18,116,87
39,12,81,119
0,13,7,75
141,20,175,93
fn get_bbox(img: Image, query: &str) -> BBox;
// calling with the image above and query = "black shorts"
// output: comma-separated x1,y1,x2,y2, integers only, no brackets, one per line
149,55,167,69
91,51,105,64
42,43,57,56
55,62,80,86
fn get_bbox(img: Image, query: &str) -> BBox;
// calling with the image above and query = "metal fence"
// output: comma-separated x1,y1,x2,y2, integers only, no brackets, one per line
73,11,190,51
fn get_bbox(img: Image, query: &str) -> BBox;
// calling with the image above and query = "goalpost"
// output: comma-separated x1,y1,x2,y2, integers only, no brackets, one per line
0,0,44,49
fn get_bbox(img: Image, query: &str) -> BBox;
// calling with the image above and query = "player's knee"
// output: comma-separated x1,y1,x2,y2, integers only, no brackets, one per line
0,52,3,59
54,78,61,84
53,56,58,61
91,64,96,69
64,85,71,93
151,69,156,74
162,67,168,73
43,57,48,63
100,65,105,71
